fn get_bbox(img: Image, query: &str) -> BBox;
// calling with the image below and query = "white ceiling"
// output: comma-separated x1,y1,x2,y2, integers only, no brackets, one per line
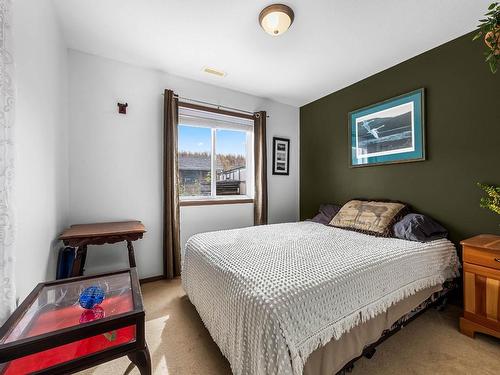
52,0,490,107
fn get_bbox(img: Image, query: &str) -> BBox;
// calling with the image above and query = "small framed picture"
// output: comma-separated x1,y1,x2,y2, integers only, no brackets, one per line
272,137,290,175
349,88,425,167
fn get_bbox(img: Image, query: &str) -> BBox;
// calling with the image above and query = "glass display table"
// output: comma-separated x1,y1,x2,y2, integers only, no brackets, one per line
0,268,150,374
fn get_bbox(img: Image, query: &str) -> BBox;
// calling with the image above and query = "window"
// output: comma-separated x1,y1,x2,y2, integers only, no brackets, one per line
178,105,254,203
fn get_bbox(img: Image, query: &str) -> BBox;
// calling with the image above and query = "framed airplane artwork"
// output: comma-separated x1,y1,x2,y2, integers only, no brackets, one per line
349,89,425,167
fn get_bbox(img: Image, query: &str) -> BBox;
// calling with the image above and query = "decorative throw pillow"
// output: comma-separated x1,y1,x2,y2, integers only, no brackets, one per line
309,204,341,225
393,213,448,242
329,200,407,237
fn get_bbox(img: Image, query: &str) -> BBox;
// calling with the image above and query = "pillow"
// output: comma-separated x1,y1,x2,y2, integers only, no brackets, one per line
393,213,448,242
310,204,341,225
319,203,341,220
329,200,407,237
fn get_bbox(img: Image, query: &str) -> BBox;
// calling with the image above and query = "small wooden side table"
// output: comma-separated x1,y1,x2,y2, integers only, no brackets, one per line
459,234,500,340
59,221,146,277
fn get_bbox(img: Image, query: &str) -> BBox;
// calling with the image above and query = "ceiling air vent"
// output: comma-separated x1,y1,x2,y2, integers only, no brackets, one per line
203,67,226,77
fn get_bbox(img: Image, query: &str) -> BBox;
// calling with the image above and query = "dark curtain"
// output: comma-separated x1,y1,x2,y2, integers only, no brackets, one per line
163,89,181,278
254,111,268,225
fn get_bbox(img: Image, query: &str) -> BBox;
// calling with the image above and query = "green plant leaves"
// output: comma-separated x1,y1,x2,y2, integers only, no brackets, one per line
489,60,498,73
477,182,500,214
475,3,500,74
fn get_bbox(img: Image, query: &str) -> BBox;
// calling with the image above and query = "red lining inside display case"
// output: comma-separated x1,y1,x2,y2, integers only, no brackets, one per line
1,295,135,374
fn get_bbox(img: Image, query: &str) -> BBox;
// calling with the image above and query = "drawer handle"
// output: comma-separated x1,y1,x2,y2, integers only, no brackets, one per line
496,258,500,263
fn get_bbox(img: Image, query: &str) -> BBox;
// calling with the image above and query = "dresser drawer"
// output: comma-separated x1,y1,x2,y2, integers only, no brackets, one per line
463,246,500,271
463,263,500,331
460,235,500,340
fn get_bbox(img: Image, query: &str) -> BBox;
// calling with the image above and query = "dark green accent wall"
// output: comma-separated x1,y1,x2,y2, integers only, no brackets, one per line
300,32,500,243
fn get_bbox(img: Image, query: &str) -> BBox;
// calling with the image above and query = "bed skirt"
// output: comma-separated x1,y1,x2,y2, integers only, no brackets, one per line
303,280,456,375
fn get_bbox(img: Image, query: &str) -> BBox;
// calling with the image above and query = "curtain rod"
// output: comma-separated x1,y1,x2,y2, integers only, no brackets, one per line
162,93,269,118
177,96,256,116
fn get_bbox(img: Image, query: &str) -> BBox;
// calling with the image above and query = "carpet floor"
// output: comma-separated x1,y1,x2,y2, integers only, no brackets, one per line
78,279,499,375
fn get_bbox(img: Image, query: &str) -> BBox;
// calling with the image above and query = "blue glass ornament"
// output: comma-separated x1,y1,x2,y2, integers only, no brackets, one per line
79,285,105,309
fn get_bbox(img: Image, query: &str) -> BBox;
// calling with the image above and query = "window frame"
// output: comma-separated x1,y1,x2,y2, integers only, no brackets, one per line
177,102,255,206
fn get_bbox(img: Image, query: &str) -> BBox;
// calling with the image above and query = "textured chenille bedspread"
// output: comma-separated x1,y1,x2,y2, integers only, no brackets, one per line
181,222,459,375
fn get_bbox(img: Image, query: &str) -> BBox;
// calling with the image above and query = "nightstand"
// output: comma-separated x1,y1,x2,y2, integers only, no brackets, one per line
459,234,500,339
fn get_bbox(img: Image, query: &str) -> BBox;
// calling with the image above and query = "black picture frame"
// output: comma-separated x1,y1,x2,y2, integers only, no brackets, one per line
272,137,290,175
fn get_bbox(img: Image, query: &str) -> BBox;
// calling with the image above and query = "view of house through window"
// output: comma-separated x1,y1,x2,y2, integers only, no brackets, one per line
178,126,211,196
178,107,253,200
216,129,247,196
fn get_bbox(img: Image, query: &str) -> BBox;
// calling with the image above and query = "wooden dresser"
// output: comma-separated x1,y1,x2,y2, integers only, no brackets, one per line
460,234,500,339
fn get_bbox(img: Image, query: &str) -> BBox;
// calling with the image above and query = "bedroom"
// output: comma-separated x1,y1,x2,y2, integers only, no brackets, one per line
0,0,499,374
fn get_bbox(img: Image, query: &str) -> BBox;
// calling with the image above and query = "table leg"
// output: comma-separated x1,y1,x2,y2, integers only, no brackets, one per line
128,346,151,375
127,240,137,268
70,245,88,277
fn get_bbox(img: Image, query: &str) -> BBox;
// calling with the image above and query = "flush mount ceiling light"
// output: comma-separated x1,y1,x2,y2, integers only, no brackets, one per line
259,4,294,36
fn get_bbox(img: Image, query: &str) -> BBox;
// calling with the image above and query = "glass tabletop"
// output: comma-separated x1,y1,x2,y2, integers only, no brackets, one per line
1,272,134,344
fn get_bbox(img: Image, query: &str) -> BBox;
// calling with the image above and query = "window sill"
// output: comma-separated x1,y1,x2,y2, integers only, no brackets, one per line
179,198,254,207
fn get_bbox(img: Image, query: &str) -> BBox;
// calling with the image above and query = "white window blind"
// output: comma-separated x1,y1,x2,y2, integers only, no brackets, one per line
179,107,254,132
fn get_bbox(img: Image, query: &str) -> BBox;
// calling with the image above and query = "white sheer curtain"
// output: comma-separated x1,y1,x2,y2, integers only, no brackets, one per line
0,0,16,325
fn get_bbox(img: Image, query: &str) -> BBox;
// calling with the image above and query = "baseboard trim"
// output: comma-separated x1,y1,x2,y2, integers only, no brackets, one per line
139,275,166,284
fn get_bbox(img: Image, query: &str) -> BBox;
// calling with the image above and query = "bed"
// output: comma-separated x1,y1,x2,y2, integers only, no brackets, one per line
181,221,460,375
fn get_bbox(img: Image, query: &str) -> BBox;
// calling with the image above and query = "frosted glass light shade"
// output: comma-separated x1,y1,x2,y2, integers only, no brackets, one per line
259,4,294,36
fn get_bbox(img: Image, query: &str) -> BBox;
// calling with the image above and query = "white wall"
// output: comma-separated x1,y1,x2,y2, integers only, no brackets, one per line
13,0,69,300
68,50,299,279
180,204,255,251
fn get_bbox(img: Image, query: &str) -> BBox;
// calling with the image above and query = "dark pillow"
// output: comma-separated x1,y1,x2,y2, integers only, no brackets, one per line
310,212,330,225
319,203,340,219
393,213,448,242
310,204,341,225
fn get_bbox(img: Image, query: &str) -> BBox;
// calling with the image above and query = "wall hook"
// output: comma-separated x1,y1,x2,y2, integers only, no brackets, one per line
117,102,128,114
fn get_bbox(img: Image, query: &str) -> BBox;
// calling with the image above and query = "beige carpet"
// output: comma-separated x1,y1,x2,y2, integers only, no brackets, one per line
78,279,500,375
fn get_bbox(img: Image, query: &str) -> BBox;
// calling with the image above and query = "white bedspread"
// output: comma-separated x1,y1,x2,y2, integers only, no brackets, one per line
181,222,459,375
